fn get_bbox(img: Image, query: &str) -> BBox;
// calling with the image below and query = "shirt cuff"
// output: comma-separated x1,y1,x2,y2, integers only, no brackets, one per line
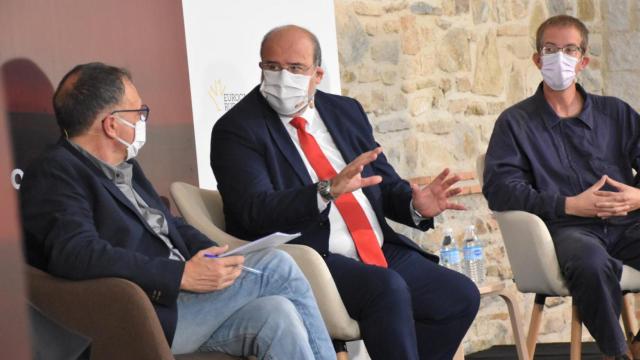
317,193,329,212
410,199,427,225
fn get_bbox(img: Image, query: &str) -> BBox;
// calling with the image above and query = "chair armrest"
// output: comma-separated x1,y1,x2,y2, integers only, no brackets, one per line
495,211,569,296
278,244,360,341
27,266,174,360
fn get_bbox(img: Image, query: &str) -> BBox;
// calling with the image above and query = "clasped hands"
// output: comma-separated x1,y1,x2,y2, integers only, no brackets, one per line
328,147,466,218
565,175,640,218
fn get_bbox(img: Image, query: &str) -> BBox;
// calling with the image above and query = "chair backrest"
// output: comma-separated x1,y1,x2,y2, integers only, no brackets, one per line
476,153,569,295
28,266,174,360
170,182,246,249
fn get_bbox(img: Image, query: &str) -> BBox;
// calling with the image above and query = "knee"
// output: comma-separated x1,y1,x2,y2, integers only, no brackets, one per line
259,296,308,341
443,272,480,320
252,249,305,278
457,274,481,317
254,248,295,267
373,270,412,308
563,251,617,283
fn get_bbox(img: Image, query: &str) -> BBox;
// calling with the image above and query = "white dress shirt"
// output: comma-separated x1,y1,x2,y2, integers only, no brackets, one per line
279,105,385,260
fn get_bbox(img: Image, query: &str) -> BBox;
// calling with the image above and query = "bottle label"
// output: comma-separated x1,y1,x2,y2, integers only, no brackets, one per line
464,245,483,261
441,249,461,264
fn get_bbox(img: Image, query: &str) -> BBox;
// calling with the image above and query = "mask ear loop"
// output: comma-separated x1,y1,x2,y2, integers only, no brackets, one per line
63,128,69,139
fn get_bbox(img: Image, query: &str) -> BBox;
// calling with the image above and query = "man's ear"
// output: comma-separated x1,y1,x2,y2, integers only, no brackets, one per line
314,66,324,85
577,55,590,71
532,52,542,70
101,115,118,139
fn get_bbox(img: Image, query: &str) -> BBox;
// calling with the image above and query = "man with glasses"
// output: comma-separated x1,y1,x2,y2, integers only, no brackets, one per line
20,62,335,359
211,25,480,360
483,15,640,360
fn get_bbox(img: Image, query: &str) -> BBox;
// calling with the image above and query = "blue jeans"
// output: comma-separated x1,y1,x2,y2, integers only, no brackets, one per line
171,249,335,360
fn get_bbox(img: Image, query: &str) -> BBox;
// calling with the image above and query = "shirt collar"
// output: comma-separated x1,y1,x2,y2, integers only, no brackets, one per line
534,82,594,129
66,139,132,184
280,105,318,129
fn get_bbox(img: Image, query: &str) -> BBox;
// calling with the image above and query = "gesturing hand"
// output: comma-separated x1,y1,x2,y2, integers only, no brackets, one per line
593,176,640,218
180,245,244,293
411,168,465,218
330,147,384,199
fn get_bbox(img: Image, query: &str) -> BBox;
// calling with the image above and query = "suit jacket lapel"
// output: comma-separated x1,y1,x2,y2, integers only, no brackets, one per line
256,89,313,185
315,92,378,201
61,140,167,238
315,91,358,165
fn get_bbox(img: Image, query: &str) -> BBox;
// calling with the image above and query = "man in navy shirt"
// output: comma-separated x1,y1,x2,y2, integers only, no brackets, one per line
483,15,640,360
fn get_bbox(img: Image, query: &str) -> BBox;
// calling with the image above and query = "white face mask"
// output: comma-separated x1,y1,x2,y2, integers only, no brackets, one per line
114,116,146,160
541,52,580,91
260,69,313,116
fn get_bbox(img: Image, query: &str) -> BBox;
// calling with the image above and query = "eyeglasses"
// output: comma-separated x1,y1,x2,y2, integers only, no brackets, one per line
541,44,583,58
111,104,150,123
259,62,313,75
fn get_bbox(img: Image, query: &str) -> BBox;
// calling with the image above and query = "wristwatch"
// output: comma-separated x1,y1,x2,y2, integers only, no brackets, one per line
317,180,336,202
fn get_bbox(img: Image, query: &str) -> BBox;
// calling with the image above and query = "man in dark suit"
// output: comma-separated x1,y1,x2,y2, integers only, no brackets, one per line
211,25,480,360
20,62,335,359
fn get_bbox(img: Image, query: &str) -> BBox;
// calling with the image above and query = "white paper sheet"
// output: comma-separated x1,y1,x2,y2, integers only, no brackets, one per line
219,232,301,257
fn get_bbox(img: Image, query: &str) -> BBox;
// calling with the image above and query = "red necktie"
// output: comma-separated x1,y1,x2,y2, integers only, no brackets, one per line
290,117,387,267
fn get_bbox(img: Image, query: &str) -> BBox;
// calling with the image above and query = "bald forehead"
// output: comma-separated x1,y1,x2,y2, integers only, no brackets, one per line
261,26,315,57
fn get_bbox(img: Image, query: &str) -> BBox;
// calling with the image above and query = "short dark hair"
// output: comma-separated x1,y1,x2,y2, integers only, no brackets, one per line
536,15,589,53
53,62,131,137
260,25,322,67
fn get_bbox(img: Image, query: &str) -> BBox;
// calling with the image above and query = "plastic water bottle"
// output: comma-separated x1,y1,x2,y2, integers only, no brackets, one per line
463,225,485,284
439,228,462,273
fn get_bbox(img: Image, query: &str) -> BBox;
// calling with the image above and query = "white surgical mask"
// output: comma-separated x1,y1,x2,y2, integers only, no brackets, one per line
541,52,580,91
260,69,313,116
114,116,146,160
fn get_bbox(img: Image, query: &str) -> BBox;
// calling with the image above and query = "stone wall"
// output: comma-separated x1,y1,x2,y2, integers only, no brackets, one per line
334,0,637,354
603,1,640,112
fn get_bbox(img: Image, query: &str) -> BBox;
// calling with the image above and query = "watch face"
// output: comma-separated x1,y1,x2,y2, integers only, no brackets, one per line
317,180,333,201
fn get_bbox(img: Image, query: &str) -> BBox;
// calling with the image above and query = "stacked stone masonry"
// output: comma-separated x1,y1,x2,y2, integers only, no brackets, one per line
335,0,640,354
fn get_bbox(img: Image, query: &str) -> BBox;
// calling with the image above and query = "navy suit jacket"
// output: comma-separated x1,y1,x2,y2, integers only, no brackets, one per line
20,139,215,344
211,86,436,261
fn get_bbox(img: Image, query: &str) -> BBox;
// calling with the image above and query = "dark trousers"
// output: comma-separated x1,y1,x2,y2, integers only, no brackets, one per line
551,222,640,356
325,242,480,360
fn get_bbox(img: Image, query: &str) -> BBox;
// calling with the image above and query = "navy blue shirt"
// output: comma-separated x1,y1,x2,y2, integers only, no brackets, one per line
483,83,640,231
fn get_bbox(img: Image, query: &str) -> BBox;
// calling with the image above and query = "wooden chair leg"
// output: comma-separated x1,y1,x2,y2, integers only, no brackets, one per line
622,293,637,343
333,340,348,360
527,295,546,360
570,303,582,360
498,288,530,360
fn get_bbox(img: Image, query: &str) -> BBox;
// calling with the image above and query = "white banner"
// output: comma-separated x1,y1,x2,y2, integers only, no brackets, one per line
182,0,341,189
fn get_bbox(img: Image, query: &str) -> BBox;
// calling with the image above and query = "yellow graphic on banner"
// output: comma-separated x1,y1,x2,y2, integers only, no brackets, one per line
208,79,246,112
208,80,226,112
